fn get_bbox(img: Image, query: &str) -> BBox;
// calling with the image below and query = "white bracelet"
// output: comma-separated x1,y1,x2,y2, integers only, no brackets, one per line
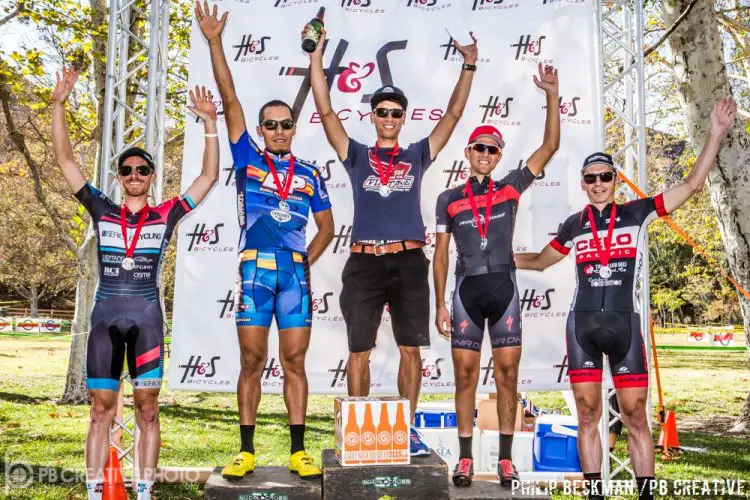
205,133,219,138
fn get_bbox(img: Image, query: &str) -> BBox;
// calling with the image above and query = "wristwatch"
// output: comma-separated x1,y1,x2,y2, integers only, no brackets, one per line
462,63,477,72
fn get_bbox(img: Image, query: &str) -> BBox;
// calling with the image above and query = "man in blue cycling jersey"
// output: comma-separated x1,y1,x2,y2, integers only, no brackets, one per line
53,67,219,500
196,1,334,480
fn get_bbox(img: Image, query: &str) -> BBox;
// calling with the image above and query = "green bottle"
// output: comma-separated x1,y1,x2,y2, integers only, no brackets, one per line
301,7,325,53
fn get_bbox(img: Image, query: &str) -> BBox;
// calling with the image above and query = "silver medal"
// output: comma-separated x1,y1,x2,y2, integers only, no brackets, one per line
379,185,391,197
278,200,290,212
480,237,488,251
121,257,135,270
271,209,292,223
598,265,612,278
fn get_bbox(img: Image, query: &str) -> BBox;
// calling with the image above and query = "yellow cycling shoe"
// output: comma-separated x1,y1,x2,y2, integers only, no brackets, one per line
221,451,256,481
289,450,322,480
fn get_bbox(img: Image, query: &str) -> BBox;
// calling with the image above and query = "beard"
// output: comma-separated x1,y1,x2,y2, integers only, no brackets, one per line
122,180,150,197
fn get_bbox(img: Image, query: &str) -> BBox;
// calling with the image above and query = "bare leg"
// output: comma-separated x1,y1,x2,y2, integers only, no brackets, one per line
398,345,423,422
452,348,480,437
347,349,372,397
85,389,119,480
573,382,603,473
492,346,522,435
616,387,654,476
237,326,270,425
133,388,161,482
278,327,312,425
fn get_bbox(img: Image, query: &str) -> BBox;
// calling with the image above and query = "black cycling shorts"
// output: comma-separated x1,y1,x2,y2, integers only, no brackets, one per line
86,297,164,391
451,272,522,352
340,249,430,353
566,311,648,389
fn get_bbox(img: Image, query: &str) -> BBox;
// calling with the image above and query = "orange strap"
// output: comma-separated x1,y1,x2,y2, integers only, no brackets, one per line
618,171,750,300
648,311,665,422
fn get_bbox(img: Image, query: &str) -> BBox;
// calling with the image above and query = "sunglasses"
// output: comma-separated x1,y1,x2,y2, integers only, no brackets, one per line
118,165,153,177
468,143,501,155
374,108,405,119
260,119,295,131
583,171,616,184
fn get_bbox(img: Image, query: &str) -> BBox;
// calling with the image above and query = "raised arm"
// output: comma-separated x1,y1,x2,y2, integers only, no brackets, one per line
661,97,736,214
51,67,86,193
185,86,220,205
433,232,452,339
525,63,560,176
307,208,335,266
428,33,478,161
308,28,349,160
515,244,566,272
195,1,247,143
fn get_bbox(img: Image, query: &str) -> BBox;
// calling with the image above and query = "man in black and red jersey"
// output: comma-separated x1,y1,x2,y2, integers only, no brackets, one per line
515,97,736,500
433,63,560,487
52,67,219,500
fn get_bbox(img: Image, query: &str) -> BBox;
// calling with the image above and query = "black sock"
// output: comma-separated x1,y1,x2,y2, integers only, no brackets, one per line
499,433,513,461
290,424,305,454
240,424,255,454
458,436,473,459
584,472,603,500
636,476,655,500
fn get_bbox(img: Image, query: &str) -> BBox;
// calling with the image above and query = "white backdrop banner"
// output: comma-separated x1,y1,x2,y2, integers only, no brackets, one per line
171,0,601,393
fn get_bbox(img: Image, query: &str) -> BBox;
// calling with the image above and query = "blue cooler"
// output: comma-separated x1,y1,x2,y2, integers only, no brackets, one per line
414,402,457,428
533,414,581,472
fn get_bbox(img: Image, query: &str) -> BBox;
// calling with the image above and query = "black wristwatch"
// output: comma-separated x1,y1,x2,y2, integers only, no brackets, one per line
462,63,477,72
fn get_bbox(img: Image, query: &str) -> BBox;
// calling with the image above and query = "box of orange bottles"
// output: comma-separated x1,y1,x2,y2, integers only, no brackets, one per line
334,396,410,466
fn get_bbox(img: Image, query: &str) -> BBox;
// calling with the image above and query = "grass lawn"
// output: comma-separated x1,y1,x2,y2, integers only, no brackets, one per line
0,333,748,499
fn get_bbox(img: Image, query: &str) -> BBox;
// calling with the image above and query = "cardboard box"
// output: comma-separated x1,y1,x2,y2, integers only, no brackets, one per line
334,396,410,466
417,427,481,470
478,431,534,473
476,399,523,431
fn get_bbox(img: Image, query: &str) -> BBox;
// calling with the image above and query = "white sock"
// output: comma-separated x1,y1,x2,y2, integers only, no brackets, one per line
136,479,154,500
85,479,104,500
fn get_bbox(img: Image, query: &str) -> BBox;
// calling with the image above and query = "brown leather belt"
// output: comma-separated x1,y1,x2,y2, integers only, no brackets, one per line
350,240,425,256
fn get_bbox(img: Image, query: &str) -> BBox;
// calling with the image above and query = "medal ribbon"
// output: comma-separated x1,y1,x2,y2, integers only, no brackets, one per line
120,205,149,259
263,151,296,201
373,144,399,187
466,178,494,243
586,203,617,266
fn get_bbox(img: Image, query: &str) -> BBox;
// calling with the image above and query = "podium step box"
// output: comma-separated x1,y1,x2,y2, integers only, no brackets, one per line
204,466,322,500
322,448,449,499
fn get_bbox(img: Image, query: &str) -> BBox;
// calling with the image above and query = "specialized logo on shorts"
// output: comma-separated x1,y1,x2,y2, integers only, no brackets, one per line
583,361,595,368
460,319,468,334
472,0,520,11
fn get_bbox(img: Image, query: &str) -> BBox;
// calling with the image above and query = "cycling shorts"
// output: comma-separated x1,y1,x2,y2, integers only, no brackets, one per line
235,249,312,330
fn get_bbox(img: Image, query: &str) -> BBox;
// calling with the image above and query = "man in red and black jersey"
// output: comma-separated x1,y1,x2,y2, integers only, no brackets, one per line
52,67,219,500
434,63,560,487
515,98,736,500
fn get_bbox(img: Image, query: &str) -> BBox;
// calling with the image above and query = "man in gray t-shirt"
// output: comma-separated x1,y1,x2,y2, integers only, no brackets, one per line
309,28,478,456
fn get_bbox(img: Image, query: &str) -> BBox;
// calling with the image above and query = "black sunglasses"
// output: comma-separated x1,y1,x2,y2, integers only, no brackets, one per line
469,143,501,155
118,165,153,177
374,108,405,119
260,119,295,131
583,171,616,184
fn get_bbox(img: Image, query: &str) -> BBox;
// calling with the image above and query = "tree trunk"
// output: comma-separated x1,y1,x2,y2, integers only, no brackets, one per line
60,0,109,405
29,284,38,317
661,0,750,433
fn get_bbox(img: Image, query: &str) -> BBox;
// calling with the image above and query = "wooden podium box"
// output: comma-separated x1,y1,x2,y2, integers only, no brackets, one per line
204,466,322,500
322,448,449,499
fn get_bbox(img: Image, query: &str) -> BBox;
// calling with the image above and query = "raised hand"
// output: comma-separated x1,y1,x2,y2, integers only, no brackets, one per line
51,66,80,104
195,0,228,42
708,96,736,136
452,32,478,65
188,85,218,123
533,62,559,95
303,26,327,59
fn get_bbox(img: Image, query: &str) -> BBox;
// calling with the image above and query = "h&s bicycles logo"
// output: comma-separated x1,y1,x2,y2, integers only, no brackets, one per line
279,39,445,123
261,358,284,388
331,225,353,254
217,290,235,319
552,96,592,125
510,34,553,64
274,0,320,7
313,291,344,322
328,359,348,388
185,223,234,252
520,288,567,319
232,34,276,63
442,160,469,188
341,0,385,13
554,354,570,383
311,159,347,189
478,96,520,127
405,0,451,11
178,355,227,386
439,37,492,64
471,0,519,11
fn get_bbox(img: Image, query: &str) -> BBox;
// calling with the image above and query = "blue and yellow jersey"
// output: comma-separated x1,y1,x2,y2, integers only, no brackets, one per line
230,130,331,253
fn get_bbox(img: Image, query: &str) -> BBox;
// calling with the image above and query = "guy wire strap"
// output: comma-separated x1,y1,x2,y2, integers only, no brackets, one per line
617,170,750,300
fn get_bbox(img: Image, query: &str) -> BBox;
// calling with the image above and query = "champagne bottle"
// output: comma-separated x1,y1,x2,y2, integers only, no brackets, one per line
301,7,325,53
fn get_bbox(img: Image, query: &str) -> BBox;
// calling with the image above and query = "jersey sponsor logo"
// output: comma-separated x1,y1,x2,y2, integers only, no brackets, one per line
103,267,120,277
133,272,151,280
573,227,638,264
99,222,164,249
260,171,315,198
457,211,507,228
363,154,415,194
583,361,595,368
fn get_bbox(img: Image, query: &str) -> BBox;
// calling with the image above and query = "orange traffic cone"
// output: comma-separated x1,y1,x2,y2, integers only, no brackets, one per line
103,446,128,500
656,410,682,459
